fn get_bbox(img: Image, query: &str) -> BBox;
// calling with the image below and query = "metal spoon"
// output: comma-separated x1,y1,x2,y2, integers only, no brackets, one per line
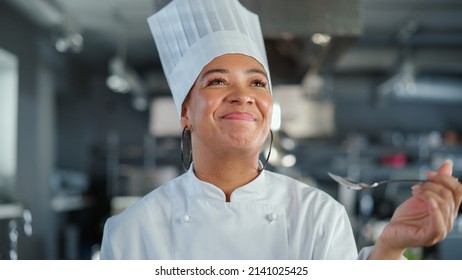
327,172,426,190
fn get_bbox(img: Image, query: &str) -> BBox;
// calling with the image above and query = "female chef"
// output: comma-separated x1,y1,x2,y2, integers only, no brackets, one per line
100,0,462,259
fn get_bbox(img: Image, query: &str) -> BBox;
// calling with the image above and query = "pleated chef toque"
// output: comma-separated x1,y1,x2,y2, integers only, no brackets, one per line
147,0,271,118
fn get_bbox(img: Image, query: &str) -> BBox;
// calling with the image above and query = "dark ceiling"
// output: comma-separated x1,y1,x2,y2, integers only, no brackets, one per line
5,0,462,92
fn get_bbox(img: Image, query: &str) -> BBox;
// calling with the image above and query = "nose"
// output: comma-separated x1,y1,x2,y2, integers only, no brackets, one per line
225,86,255,105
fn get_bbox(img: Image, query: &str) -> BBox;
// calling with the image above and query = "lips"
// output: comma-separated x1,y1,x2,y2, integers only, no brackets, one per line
222,112,256,121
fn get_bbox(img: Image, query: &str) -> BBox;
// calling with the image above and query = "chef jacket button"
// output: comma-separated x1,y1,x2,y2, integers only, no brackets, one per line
267,213,278,223
182,214,190,223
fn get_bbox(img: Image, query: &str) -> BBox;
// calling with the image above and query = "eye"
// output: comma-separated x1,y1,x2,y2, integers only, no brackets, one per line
207,77,228,86
251,79,268,88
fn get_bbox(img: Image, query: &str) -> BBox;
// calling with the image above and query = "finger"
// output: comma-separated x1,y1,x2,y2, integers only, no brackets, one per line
418,180,457,226
415,187,454,233
426,172,462,215
426,197,450,244
436,159,453,176
422,179,455,199
411,193,451,245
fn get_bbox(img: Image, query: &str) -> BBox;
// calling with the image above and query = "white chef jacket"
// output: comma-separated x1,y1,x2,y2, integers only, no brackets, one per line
101,167,371,259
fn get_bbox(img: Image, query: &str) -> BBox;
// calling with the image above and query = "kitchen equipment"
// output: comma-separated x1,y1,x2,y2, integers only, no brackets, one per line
327,172,425,190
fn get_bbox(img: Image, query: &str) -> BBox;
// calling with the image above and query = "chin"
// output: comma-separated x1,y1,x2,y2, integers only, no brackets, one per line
227,134,265,150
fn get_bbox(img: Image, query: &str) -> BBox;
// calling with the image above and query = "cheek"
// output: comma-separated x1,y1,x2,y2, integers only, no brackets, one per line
198,94,222,117
188,93,220,124
260,94,273,119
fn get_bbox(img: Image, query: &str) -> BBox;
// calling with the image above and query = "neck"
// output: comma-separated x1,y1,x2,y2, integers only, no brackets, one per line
192,151,261,202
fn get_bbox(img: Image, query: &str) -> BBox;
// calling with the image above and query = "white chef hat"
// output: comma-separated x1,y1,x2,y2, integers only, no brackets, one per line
147,0,271,118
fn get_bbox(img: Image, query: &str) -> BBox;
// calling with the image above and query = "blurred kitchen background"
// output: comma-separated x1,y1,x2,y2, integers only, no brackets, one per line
1,0,462,260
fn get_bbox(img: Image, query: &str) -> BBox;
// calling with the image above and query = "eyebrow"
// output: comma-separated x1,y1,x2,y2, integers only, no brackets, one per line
200,68,268,81
245,68,268,78
200,69,229,81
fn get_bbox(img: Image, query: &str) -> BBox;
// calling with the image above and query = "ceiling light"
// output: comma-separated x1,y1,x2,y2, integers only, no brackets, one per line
281,154,297,167
55,32,84,53
106,75,131,94
106,56,131,94
280,137,296,151
311,33,331,46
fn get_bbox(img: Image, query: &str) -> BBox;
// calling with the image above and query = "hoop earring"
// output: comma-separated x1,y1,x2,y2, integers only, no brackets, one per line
258,130,273,173
181,127,192,171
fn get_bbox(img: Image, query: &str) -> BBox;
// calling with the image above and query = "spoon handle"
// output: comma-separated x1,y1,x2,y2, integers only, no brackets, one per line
375,179,426,186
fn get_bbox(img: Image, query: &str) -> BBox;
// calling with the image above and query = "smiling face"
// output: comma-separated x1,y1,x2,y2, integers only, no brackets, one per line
181,54,273,160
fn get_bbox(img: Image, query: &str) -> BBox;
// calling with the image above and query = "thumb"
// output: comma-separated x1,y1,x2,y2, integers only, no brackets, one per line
437,159,453,176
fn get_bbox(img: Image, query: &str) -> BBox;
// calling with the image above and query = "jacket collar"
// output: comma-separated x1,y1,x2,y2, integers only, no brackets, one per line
186,163,266,202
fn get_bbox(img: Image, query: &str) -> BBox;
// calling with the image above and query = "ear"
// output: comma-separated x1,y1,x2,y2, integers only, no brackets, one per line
180,101,190,128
